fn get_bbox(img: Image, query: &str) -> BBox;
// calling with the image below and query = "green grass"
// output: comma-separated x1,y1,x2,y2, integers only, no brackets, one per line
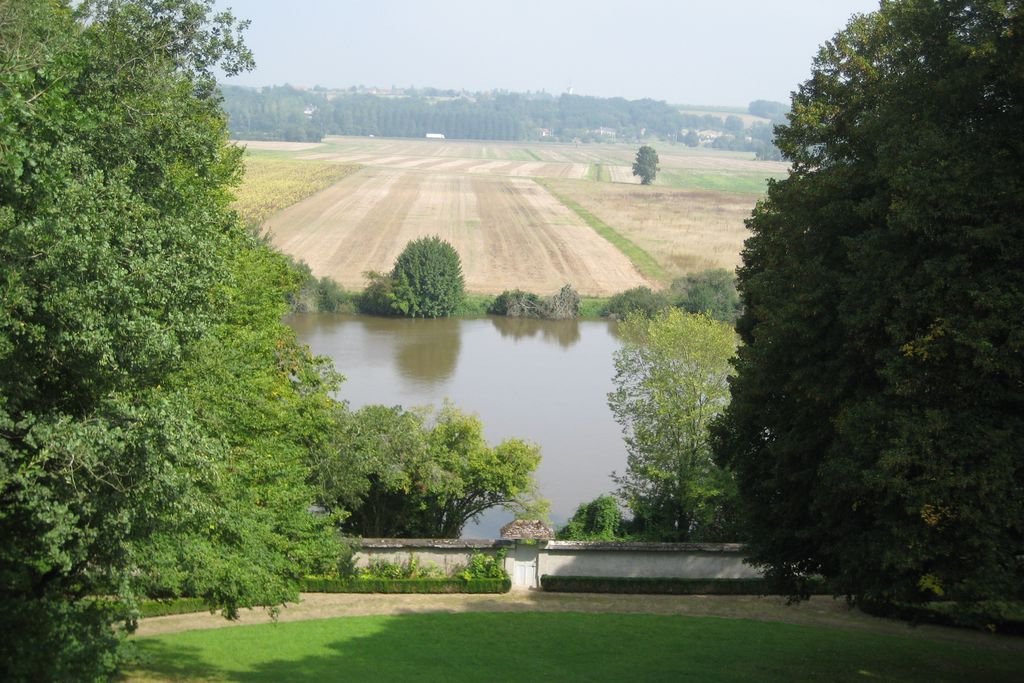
537,179,667,283
525,148,542,161
125,612,1024,682
654,169,785,194
585,163,611,182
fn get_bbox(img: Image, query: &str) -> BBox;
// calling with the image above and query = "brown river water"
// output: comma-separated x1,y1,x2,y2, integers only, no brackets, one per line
286,314,627,537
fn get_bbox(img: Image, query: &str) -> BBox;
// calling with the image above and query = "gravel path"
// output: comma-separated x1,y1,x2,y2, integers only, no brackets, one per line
135,591,1024,652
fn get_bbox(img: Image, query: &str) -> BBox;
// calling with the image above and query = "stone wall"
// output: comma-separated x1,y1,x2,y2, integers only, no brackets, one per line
354,539,760,587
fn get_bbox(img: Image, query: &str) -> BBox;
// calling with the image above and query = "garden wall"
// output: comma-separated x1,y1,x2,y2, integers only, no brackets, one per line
355,539,760,589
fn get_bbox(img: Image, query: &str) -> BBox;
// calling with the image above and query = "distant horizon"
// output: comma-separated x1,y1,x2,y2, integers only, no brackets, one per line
219,81,784,112
215,0,881,107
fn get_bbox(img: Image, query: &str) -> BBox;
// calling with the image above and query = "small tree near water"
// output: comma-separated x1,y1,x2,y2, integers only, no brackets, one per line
390,236,465,317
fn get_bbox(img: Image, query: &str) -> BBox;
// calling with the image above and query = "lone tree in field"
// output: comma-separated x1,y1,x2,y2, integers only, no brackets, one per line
632,145,659,184
391,236,465,318
712,0,1024,607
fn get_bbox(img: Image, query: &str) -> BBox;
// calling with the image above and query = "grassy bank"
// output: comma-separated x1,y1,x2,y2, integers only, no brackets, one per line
125,611,1023,682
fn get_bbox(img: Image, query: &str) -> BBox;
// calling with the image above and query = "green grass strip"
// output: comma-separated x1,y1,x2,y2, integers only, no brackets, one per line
537,179,667,283
128,612,1024,682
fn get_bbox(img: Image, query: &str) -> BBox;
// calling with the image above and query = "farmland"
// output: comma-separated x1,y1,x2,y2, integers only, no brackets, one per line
240,135,789,294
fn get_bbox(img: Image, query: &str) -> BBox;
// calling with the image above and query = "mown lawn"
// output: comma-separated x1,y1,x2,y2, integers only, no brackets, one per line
124,612,1023,682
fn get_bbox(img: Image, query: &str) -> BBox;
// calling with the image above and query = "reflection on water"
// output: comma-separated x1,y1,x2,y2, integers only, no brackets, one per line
393,320,461,384
490,316,581,348
286,313,627,538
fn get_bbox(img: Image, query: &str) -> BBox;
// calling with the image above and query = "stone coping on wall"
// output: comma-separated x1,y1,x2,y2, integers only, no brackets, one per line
544,541,747,553
357,538,746,553
358,538,515,549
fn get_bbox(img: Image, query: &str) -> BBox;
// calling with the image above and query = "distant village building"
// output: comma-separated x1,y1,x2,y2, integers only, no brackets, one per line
303,105,316,119
589,127,617,137
538,128,552,138
425,133,446,139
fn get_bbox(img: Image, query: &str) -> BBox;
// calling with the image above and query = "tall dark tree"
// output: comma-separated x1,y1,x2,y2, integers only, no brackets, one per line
713,0,1024,607
632,145,659,184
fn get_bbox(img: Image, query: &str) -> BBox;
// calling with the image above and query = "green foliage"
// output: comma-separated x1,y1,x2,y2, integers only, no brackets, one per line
358,556,444,580
222,84,778,148
488,285,581,320
557,496,627,540
539,576,826,595
488,289,543,316
390,236,466,318
310,403,544,538
712,0,1024,608
602,287,669,319
298,577,511,594
670,269,741,322
632,145,660,185
455,550,509,581
611,310,740,541
0,2,339,678
355,270,399,316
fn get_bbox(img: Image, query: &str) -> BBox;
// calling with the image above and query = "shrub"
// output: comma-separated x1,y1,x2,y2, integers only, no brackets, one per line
489,289,543,317
455,550,509,581
670,269,740,322
356,270,398,315
542,284,580,320
602,287,669,319
390,236,465,317
357,555,444,580
557,495,627,541
300,577,511,594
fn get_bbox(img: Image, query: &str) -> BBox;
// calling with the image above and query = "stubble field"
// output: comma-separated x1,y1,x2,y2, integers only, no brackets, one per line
236,136,788,294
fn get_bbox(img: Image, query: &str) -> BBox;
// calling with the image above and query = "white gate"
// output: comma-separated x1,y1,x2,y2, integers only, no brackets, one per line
512,543,539,588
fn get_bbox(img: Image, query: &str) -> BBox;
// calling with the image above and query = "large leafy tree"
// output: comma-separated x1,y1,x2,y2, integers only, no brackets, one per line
390,236,465,318
610,310,740,541
712,0,1024,606
312,403,543,538
0,1,338,678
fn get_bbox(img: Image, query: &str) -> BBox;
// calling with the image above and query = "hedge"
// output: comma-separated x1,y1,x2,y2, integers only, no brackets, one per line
539,576,828,595
300,577,512,594
137,597,209,618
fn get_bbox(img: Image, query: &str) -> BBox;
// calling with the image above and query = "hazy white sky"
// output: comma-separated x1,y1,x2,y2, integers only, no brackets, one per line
220,0,880,106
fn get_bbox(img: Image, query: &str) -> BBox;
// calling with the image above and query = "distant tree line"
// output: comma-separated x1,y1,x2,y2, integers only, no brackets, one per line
220,84,785,157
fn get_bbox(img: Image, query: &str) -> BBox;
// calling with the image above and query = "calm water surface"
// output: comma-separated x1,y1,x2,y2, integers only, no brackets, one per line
286,314,627,538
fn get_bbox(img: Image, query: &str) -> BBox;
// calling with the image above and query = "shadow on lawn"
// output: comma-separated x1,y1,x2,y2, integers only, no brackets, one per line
128,610,1024,683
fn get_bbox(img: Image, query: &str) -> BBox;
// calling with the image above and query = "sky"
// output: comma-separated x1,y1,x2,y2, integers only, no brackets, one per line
218,0,881,106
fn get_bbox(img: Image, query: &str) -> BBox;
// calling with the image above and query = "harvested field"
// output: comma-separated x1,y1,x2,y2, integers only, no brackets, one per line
545,178,759,279
232,139,324,152
263,168,651,296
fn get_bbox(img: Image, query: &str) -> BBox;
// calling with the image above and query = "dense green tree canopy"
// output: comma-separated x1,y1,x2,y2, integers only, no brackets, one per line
312,403,544,538
390,236,466,318
632,145,659,184
0,1,338,678
610,310,740,541
713,0,1024,606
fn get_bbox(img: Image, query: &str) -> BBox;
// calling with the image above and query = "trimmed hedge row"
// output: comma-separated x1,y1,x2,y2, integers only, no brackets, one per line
300,577,512,594
540,576,828,595
138,597,209,618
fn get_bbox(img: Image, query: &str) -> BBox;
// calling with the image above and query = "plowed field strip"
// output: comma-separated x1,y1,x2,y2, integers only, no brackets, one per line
264,168,651,295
